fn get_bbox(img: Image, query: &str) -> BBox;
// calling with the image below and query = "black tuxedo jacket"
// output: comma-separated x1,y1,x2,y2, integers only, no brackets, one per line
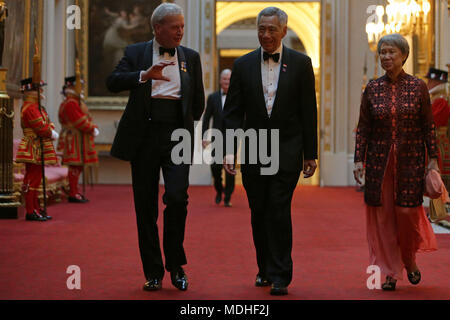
106,40,205,161
223,46,318,173
202,90,225,137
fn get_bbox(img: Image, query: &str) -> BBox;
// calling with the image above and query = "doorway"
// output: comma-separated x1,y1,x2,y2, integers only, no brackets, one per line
215,1,321,185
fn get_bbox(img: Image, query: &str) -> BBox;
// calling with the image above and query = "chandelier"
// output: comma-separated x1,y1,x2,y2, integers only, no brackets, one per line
365,0,432,78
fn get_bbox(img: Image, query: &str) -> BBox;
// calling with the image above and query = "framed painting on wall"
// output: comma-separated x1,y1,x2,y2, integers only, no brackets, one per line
3,0,43,97
79,0,162,109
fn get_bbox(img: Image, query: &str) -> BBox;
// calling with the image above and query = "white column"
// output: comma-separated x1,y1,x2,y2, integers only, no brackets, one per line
320,0,351,186
435,0,450,70
66,0,75,77
175,0,215,185
42,0,65,131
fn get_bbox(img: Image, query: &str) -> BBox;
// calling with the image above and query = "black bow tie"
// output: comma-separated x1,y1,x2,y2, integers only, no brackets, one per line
263,52,280,63
159,47,176,56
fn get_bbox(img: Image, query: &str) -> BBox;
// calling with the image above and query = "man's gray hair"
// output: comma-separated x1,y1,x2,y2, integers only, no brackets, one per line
257,7,288,27
377,33,410,65
150,3,183,29
220,69,231,78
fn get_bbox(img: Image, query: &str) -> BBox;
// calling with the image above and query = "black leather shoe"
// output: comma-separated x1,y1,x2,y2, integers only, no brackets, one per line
143,278,162,291
270,283,288,296
68,194,89,203
407,270,421,285
215,193,222,204
25,211,47,222
381,276,397,291
39,210,52,220
255,275,271,287
170,268,188,291
224,200,232,207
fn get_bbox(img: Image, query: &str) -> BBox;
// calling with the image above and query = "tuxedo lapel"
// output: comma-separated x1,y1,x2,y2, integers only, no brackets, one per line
271,46,289,119
142,40,153,101
177,46,189,116
213,91,222,126
143,40,153,70
253,48,267,117
216,91,223,112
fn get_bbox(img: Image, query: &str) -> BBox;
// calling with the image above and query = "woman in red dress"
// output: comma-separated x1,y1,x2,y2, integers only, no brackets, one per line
354,34,439,291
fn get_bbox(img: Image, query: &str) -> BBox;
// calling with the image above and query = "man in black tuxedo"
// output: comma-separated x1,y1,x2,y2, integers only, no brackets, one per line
106,3,204,292
202,69,235,207
223,7,318,295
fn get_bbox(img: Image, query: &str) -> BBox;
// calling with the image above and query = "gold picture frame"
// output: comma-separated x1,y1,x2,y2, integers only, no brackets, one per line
78,0,161,110
3,0,43,97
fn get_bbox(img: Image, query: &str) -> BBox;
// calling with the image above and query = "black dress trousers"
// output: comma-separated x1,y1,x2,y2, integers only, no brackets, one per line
130,100,190,280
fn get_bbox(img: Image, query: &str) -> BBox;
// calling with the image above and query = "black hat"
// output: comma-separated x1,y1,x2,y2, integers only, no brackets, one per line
426,68,448,83
62,75,84,92
20,77,47,92
64,76,76,87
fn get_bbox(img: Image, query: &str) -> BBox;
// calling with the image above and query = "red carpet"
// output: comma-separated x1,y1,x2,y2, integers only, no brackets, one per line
0,185,449,300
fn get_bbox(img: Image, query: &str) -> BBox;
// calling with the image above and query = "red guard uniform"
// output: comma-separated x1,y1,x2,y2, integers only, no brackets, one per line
58,92,98,200
430,84,450,189
16,95,57,217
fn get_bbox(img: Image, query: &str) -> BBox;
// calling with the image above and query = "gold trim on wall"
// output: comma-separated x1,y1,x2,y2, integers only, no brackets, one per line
22,0,43,79
22,0,30,79
78,0,87,94
63,0,67,77
321,1,332,153
37,0,43,54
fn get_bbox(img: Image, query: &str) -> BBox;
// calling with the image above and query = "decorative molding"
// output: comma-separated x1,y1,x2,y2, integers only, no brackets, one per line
201,0,216,94
22,0,30,79
321,1,332,153
216,1,320,68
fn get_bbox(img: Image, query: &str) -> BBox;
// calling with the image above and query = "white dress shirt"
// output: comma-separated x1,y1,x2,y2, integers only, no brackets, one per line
221,89,226,109
139,39,181,100
261,45,283,117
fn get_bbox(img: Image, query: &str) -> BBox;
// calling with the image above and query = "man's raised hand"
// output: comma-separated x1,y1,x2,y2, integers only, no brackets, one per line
141,61,175,82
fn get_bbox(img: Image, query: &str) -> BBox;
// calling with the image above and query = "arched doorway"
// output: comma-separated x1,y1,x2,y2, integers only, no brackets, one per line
215,1,321,186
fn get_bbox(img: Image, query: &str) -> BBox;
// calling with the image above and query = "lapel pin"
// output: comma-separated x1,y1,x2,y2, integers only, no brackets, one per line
181,61,187,72
282,64,287,72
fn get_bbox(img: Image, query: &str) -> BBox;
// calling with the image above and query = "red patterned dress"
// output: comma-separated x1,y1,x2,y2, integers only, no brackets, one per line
355,70,437,280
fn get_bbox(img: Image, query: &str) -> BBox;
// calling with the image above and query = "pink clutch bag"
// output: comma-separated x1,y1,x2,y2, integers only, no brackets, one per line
424,169,444,199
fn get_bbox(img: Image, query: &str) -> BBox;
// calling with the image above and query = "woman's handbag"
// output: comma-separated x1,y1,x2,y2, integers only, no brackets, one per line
429,197,449,222
424,169,444,199
424,169,449,222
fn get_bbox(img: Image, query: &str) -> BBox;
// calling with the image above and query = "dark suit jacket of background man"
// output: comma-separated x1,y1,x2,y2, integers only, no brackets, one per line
106,40,205,161
223,46,317,173
202,90,226,156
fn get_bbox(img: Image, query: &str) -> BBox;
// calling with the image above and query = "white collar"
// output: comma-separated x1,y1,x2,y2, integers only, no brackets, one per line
153,39,177,54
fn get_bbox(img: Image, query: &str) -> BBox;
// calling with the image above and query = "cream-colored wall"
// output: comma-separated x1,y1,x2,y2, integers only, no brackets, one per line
347,0,379,185
435,0,450,71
